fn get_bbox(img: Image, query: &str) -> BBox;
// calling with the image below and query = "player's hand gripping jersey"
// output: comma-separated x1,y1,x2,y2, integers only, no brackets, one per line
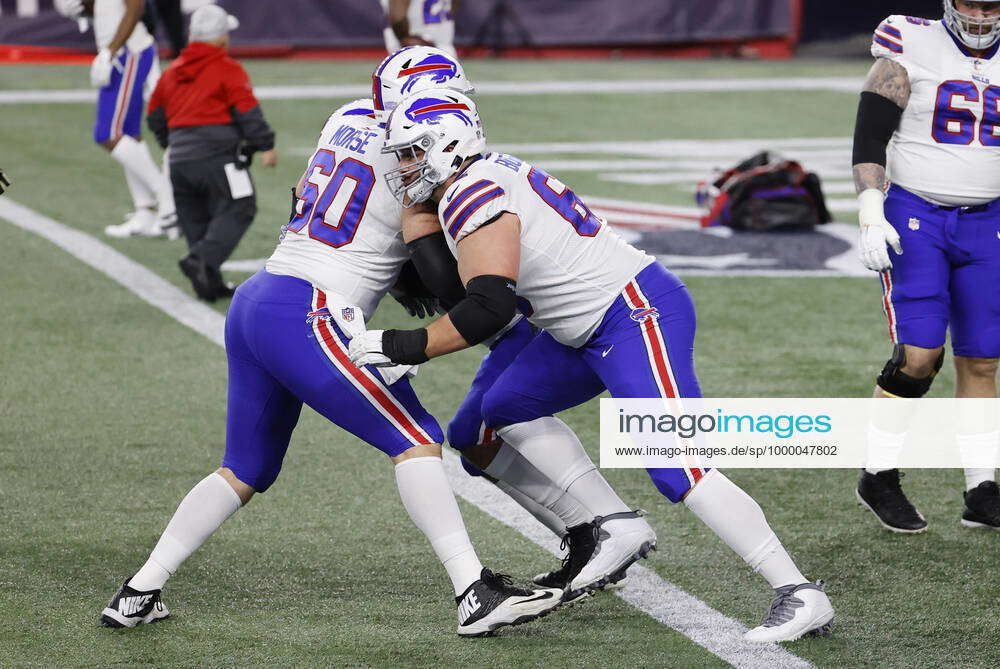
438,153,652,347
267,99,408,322
873,15,1000,205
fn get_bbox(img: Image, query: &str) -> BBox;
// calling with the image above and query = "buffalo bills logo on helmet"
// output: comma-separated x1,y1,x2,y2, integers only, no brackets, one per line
398,54,459,95
404,97,473,127
630,307,659,323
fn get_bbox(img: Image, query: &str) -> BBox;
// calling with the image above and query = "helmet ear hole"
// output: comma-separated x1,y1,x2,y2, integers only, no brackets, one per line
443,140,459,153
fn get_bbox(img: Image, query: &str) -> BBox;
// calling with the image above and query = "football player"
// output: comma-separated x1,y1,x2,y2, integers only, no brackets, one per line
380,0,456,55
350,90,836,642
853,2,1000,532
375,48,652,602
98,93,564,636
53,0,175,238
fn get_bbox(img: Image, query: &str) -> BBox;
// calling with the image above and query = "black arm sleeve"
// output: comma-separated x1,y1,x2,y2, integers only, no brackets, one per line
447,275,517,346
406,233,466,309
231,104,276,152
146,106,169,149
852,91,904,167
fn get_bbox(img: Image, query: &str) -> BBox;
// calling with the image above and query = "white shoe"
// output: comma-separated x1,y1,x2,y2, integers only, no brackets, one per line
157,212,181,240
743,582,834,643
456,569,562,637
105,209,163,238
100,580,170,628
566,511,655,597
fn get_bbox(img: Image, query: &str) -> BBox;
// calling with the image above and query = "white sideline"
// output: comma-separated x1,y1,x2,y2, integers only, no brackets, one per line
0,197,815,669
0,77,863,105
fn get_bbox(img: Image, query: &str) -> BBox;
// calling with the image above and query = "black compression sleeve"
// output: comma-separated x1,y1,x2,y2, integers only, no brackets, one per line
852,91,904,167
448,275,517,346
406,233,466,309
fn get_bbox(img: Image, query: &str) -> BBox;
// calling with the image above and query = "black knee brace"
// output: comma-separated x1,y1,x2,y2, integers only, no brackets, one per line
876,344,944,398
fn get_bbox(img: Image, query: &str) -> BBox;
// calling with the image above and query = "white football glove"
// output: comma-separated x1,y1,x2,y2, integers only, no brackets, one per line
348,329,395,367
90,48,116,88
857,188,902,272
53,0,84,17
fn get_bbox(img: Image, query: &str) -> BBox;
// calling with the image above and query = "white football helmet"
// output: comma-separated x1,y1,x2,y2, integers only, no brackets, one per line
382,90,486,206
943,0,1000,50
371,46,475,126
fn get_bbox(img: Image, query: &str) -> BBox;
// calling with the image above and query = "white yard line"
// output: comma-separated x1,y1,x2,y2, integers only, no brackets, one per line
0,196,816,669
0,77,863,105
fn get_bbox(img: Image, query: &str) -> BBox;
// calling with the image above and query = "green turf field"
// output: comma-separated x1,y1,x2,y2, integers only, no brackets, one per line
1,58,997,669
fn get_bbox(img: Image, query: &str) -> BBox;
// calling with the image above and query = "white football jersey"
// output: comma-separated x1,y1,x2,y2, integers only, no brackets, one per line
266,99,408,322
380,0,455,56
93,0,154,52
438,153,653,348
873,15,1000,205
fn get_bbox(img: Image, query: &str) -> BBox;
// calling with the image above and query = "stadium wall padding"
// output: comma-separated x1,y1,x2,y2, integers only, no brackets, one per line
0,0,798,51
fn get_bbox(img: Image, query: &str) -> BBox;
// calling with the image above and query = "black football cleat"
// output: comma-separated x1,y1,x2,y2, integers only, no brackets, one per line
961,481,1000,530
456,569,561,637
856,469,927,533
532,522,599,603
100,580,170,628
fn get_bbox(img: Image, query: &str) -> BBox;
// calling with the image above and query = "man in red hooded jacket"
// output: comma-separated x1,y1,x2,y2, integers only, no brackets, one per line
147,4,275,302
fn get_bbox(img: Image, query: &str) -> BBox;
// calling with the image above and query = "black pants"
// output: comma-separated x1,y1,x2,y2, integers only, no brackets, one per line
171,155,256,270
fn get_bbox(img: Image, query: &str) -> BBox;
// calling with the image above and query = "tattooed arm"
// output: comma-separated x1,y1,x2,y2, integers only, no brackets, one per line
852,57,908,270
853,58,910,194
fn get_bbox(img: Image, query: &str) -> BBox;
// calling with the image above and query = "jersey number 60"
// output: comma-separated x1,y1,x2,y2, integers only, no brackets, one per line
287,149,376,248
932,80,1000,146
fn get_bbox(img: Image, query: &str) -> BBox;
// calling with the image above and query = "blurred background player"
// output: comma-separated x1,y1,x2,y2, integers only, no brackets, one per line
852,1,1000,533
54,0,176,238
380,0,456,55
352,90,835,642
99,87,562,636
147,4,276,302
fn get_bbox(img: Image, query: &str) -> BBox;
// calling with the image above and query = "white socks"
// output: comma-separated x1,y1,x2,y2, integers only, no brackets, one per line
498,417,630,517
484,443,591,529
111,136,167,213
493,479,568,538
959,431,998,490
395,457,483,596
128,472,242,591
157,147,175,219
685,470,806,589
123,163,157,210
865,424,907,475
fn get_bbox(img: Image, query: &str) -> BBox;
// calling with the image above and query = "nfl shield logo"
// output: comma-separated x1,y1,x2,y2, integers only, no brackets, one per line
908,217,920,231
341,307,355,322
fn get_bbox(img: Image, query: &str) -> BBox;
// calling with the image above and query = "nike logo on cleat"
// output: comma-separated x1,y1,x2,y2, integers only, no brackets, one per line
118,594,152,616
516,592,554,605
457,590,481,621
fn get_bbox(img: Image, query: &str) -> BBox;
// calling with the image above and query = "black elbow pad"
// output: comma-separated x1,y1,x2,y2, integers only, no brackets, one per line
448,275,517,346
852,91,904,167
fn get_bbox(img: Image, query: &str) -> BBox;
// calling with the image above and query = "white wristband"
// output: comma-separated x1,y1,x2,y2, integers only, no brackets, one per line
857,188,885,227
